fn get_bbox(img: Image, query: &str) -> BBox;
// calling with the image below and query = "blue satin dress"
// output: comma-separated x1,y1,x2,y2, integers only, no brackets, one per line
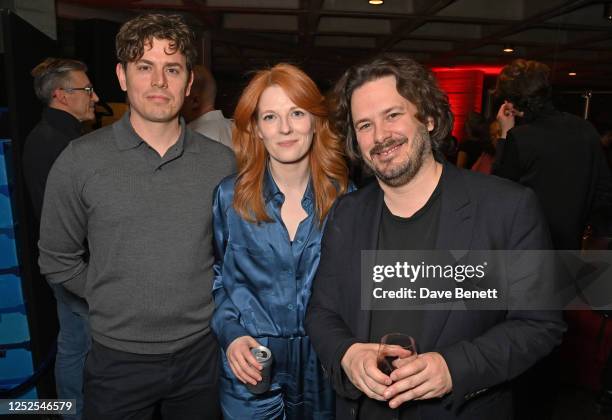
211,170,336,420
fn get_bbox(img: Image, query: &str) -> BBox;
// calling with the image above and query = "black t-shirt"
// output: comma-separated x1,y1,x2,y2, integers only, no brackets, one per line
359,174,443,420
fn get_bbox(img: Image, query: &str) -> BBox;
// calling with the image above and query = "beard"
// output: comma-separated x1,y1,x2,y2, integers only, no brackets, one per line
365,125,431,187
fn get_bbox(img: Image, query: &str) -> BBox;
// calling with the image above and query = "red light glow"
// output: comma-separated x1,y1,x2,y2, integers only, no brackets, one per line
431,65,503,76
431,67,498,141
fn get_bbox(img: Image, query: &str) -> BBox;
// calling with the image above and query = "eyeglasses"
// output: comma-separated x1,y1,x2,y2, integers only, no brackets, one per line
61,86,95,96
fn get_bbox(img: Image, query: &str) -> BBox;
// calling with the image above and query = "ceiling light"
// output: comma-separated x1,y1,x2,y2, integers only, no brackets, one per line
568,72,577,76
605,3,612,20
502,46,514,53
369,0,384,4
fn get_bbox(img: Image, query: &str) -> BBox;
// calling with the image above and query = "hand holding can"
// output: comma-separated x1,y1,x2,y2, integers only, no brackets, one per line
245,345,273,394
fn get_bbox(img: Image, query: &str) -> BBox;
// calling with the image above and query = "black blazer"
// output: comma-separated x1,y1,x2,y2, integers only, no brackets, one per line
493,109,612,249
23,107,82,222
305,163,566,420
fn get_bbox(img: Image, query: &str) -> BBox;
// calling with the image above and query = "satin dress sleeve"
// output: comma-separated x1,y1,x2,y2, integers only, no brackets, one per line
211,179,250,350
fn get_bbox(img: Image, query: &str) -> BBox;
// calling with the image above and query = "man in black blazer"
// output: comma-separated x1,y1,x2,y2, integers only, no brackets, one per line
493,59,612,250
493,59,612,419
305,54,565,420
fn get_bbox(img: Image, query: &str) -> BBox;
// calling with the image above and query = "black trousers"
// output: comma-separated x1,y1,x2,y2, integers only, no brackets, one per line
83,333,220,420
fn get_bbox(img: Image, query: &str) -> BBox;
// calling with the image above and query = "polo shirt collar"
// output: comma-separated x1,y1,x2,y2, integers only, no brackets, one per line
113,111,199,154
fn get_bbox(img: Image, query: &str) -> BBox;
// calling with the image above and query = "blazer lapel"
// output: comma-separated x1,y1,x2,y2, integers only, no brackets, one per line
436,163,476,250
354,182,384,342
421,163,476,351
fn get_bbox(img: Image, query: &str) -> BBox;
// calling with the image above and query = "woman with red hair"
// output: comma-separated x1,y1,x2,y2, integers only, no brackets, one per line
211,63,350,418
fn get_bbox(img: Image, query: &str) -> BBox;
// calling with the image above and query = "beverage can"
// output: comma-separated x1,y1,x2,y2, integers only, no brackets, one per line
245,345,273,394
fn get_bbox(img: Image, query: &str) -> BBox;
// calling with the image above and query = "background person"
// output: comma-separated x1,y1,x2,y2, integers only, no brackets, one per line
469,120,500,175
181,64,233,148
493,58,612,420
456,111,487,169
493,59,612,250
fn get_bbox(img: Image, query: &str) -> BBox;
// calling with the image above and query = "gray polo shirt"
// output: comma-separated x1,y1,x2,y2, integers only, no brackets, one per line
39,112,235,354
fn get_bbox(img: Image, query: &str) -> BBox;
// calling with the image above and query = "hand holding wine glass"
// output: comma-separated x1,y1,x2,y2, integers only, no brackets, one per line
382,349,453,408
341,342,396,401
377,333,417,376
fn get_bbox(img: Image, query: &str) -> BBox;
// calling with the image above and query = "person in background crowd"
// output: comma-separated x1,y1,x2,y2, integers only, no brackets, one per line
211,63,349,419
38,14,234,419
439,134,458,165
24,58,99,221
470,120,500,174
23,57,99,420
181,64,233,148
456,111,487,169
494,58,612,420
494,59,612,250
601,130,612,171
306,53,565,420
489,119,502,145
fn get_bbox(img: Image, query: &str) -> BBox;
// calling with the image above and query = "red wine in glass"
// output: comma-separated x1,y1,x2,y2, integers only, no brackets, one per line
378,355,399,375
377,333,417,377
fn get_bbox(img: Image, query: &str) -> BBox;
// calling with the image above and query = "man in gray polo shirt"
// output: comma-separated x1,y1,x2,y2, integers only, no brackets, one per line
38,14,234,420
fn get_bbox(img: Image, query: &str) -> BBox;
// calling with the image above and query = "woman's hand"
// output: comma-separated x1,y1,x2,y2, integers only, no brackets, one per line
226,336,263,385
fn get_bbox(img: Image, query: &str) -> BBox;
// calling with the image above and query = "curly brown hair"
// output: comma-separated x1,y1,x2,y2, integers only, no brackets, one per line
115,14,196,70
329,53,453,163
495,59,552,121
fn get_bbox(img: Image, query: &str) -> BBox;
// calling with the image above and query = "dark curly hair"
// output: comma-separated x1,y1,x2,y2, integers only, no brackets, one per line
329,53,453,163
495,59,552,121
115,14,196,71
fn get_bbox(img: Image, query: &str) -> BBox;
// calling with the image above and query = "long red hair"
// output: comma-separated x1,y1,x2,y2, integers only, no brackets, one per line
232,63,348,224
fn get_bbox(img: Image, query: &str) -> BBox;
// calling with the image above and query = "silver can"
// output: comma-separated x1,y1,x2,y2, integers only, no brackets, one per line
245,345,273,394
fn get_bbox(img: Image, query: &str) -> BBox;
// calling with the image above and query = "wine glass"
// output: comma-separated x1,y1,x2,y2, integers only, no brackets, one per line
377,333,417,375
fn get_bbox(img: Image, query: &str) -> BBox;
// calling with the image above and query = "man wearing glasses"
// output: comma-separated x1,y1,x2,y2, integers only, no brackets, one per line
23,57,99,420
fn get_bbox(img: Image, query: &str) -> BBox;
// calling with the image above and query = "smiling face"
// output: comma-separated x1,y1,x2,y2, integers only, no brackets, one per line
255,84,315,168
350,75,434,187
116,37,193,126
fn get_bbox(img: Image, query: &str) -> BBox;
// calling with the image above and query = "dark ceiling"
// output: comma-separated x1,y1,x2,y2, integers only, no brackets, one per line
54,0,612,89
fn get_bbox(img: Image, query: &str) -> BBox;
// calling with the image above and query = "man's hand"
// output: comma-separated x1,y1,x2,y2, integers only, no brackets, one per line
383,352,453,408
226,336,262,385
341,343,397,401
496,101,522,139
